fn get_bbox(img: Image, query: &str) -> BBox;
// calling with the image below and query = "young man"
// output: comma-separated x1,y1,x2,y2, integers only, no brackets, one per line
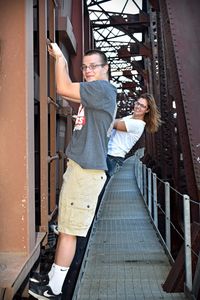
106,93,161,178
29,44,117,299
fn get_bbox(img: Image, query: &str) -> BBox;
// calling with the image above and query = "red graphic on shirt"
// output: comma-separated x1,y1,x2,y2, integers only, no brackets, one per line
74,105,86,130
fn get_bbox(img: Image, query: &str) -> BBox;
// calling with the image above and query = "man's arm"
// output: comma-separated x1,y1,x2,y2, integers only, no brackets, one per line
62,96,80,102
113,119,127,132
48,43,81,102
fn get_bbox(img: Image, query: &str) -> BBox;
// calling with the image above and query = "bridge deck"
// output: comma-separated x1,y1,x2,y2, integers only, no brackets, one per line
72,156,187,300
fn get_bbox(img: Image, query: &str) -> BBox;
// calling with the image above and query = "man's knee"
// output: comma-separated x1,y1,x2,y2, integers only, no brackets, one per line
59,232,76,241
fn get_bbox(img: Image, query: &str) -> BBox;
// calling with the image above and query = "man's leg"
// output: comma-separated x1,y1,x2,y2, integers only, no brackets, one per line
47,233,77,295
55,232,77,267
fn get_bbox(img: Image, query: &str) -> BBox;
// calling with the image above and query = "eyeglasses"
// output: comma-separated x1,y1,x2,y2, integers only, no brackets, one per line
80,64,105,72
134,101,148,109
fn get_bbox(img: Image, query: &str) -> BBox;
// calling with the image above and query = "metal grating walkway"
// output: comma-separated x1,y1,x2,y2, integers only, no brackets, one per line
72,156,188,300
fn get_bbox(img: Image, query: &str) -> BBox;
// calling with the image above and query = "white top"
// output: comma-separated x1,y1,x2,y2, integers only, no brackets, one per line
107,116,146,158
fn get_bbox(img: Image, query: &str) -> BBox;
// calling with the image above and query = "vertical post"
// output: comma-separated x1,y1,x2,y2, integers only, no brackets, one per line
183,194,192,291
49,0,57,213
138,160,140,189
0,0,35,253
138,160,141,190
139,161,143,196
143,165,147,203
139,160,142,191
148,168,152,214
39,0,48,234
153,173,158,227
135,159,139,186
165,182,171,252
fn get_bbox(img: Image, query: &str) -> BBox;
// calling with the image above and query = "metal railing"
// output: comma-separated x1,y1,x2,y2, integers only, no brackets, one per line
134,151,200,296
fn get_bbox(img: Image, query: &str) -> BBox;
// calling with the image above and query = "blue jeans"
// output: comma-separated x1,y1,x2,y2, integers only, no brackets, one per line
106,155,124,178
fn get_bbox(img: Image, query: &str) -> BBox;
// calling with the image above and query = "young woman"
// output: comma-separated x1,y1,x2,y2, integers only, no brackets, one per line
106,93,162,178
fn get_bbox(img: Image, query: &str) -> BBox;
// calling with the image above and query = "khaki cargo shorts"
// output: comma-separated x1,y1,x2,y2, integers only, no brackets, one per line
58,159,107,237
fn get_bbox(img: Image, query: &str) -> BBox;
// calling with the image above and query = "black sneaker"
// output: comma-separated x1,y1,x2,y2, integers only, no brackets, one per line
29,272,49,285
28,284,61,299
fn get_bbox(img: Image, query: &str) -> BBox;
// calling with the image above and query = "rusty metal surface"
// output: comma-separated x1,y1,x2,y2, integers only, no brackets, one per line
39,0,49,234
165,0,200,196
49,0,57,213
154,2,184,184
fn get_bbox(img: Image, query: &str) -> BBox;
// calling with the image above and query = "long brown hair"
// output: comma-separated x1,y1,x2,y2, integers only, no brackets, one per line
140,93,162,133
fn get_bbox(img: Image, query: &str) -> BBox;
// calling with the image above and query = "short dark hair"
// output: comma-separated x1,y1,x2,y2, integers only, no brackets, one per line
84,49,108,65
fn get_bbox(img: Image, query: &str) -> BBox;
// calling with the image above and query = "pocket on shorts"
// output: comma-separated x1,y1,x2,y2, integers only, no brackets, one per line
68,201,95,230
68,171,106,230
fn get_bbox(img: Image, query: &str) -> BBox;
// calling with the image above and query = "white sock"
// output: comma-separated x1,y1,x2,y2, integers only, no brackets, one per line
49,264,69,295
48,263,56,280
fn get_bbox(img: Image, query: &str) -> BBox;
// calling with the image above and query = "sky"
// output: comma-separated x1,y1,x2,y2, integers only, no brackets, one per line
88,0,142,14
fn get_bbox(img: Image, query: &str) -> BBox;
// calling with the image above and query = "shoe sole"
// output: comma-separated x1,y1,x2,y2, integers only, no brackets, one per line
29,289,61,300
29,289,54,300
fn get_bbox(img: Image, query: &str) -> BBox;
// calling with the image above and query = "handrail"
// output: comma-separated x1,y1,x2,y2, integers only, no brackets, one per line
134,150,200,295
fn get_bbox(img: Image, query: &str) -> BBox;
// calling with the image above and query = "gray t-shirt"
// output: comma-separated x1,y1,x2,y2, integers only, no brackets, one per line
66,80,117,170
